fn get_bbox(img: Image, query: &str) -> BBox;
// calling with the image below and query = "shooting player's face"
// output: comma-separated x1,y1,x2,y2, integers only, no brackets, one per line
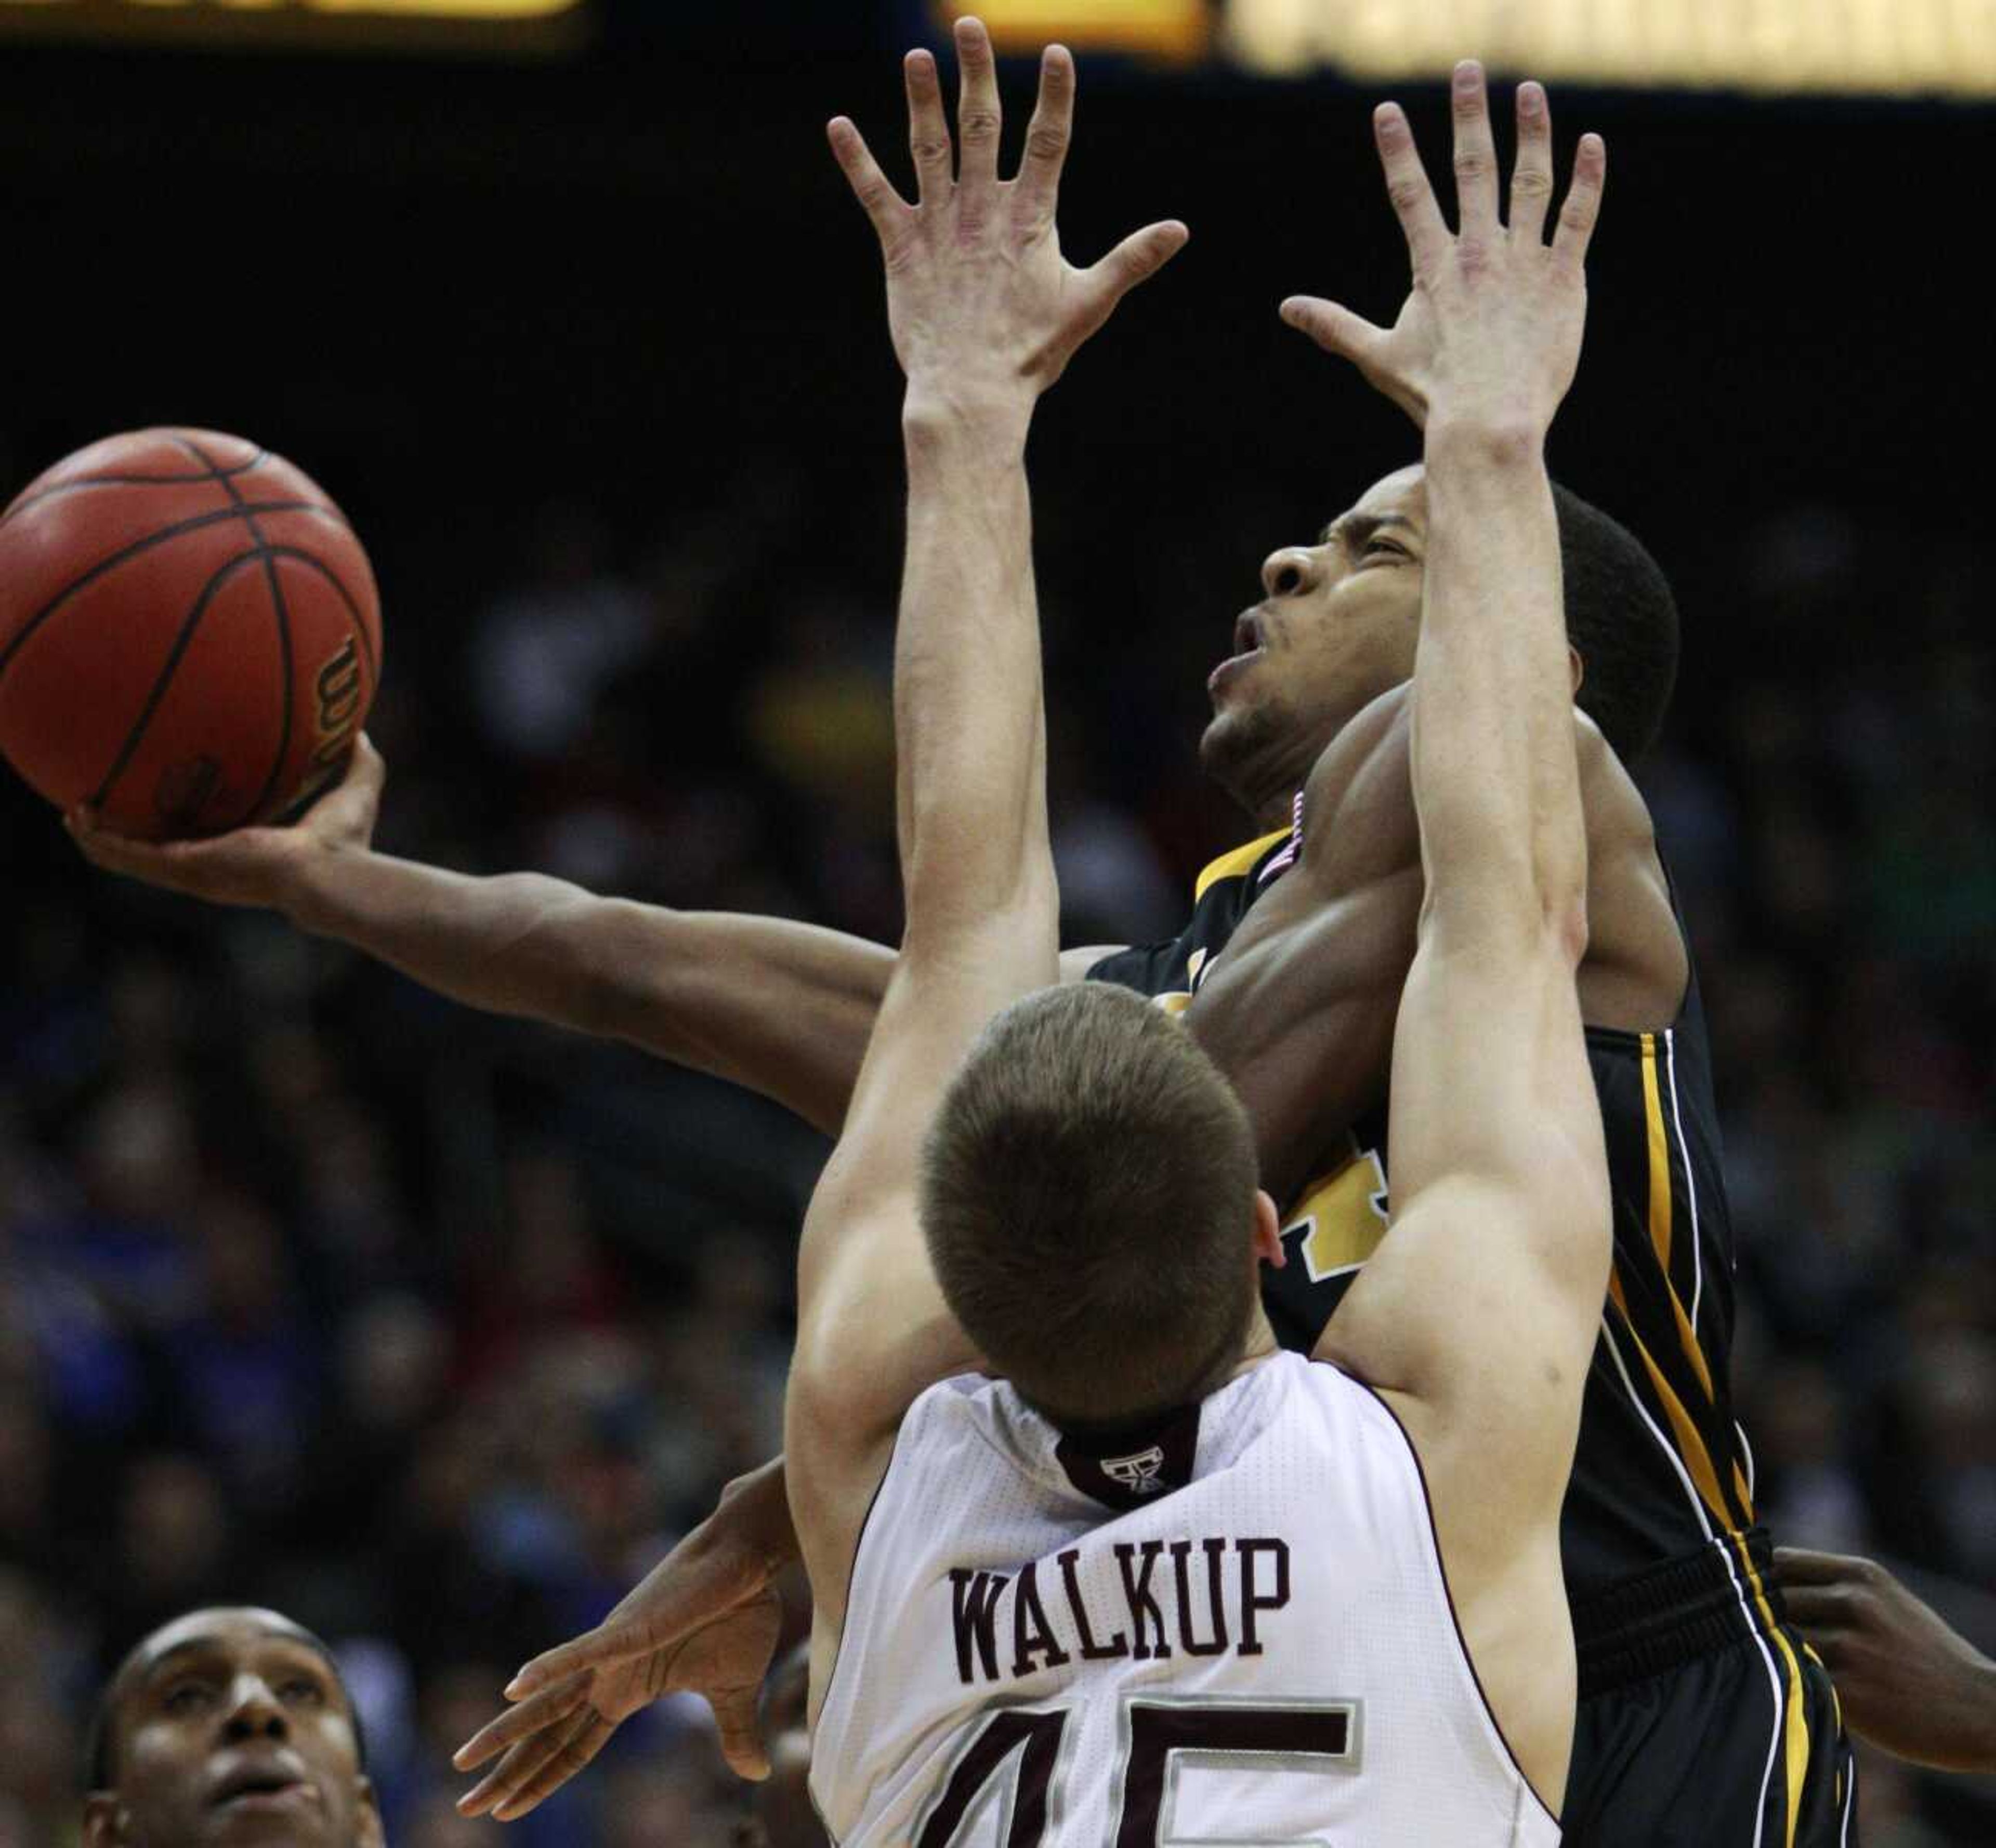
1200,465,1427,811
85,1609,382,1848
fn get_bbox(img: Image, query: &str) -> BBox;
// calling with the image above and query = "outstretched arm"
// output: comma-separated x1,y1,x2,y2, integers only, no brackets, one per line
785,18,1185,1644
71,741,1118,1137
68,740,890,1136
1301,66,1610,1809
1305,70,1611,1425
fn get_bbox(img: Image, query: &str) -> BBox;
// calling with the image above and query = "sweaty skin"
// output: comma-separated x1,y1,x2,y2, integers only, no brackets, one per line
84,1606,383,1848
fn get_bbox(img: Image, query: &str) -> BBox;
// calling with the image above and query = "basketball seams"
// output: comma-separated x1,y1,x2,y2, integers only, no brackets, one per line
182,430,380,727
177,434,294,830
0,448,279,529
0,500,346,685
1,427,378,836
89,548,275,818
258,546,378,688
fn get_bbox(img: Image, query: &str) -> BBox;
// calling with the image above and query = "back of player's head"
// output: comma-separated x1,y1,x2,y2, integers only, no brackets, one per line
1551,483,1681,768
921,984,1262,1428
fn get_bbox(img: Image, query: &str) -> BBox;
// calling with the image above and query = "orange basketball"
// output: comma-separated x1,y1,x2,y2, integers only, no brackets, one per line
0,428,382,840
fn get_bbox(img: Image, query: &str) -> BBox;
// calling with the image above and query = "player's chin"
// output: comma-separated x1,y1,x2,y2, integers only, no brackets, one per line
1196,701,1268,791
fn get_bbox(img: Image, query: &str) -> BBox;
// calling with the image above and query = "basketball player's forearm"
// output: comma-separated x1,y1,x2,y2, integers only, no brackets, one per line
281,851,888,1133
895,402,1054,936
1413,425,1585,939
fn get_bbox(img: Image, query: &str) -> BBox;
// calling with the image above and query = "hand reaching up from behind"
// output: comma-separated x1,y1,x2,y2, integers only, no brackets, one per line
1282,63,1605,439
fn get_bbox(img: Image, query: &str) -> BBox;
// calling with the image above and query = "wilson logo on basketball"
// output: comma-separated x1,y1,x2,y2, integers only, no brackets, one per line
295,637,365,804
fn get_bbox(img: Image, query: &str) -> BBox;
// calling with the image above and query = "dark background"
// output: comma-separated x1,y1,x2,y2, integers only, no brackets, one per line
2,5,1993,1843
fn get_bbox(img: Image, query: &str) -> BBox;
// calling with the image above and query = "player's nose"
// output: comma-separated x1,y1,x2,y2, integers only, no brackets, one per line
221,1674,291,1742
1260,544,1324,600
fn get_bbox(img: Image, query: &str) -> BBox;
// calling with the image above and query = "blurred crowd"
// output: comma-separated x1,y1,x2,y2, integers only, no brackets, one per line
2,461,1993,1845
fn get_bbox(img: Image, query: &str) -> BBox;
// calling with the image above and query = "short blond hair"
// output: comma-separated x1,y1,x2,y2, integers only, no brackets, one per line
921,984,1260,1427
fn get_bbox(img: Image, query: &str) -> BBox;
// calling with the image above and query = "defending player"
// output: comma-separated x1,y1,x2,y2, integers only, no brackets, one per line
524,29,1604,1842
72,42,1856,1848
82,1605,383,1847
798,42,1609,1840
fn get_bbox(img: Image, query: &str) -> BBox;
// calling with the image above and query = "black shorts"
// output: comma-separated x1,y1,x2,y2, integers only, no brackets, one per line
1561,1528,1858,1847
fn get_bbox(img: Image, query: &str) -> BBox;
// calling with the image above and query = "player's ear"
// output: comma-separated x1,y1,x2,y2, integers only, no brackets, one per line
81,1795,128,1846
1568,643,1585,698
1250,1188,1285,1268
355,1775,386,1848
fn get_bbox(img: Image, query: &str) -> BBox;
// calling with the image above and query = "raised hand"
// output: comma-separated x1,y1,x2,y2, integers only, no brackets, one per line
65,732,386,908
828,16,1187,423
1281,63,1605,437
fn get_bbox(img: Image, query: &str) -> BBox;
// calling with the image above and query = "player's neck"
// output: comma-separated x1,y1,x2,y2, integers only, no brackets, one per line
1228,1305,1282,1382
1243,683,1415,842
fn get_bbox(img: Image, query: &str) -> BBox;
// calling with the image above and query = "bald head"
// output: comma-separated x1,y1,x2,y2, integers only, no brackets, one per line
85,1607,382,1848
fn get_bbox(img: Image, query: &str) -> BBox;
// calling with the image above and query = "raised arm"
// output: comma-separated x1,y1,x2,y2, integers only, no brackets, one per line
1295,67,1610,1807
781,17,1185,1648
453,32,1181,1811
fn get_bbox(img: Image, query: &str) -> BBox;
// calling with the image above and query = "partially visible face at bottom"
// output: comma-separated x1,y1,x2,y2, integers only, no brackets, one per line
86,1607,382,1848
1199,465,1429,814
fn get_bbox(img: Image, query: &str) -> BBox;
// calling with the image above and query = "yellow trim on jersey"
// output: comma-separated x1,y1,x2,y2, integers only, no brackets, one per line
1607,1268,1732,1525
1193,826,1291,902
1639,1035,1674,1271
1729,1530,1811,1848
1802,1641,1843,1735
1640,1035,1717,1403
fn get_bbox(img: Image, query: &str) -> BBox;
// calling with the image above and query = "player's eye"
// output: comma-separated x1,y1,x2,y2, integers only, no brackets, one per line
1363,538,1409,561
163,1682,215,1714
279,1677,326,1705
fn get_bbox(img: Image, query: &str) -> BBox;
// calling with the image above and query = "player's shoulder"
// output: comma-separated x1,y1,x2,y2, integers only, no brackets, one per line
1573,711,1654,851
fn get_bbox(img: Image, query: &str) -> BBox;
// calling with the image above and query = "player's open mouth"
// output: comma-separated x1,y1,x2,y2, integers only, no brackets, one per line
209,1765,315,1813
1209,611,1268,692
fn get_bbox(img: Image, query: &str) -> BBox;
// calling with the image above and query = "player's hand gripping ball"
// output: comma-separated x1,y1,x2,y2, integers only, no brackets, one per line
0,427,382,840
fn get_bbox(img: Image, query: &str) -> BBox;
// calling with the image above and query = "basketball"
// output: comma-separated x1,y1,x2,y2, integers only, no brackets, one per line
0,427,381,840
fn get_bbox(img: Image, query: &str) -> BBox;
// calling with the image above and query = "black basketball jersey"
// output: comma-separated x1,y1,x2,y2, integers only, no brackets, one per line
1087,820,1764,1611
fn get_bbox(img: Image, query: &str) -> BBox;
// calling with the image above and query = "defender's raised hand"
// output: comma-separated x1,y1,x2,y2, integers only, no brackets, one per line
1282,63,1605,436
828,16,1187,421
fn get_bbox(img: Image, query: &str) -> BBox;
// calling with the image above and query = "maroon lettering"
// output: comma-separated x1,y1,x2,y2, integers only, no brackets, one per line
1112,1541,1173,1661
1170,1538,1229,1657
1057,1548,1128,1661
1237,1538,1291,1657
1010,1563,1072,1680
949,1568,1009,1685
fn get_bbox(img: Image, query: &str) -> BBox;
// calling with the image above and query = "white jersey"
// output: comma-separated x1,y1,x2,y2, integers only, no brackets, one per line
811,1351,1559,1848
